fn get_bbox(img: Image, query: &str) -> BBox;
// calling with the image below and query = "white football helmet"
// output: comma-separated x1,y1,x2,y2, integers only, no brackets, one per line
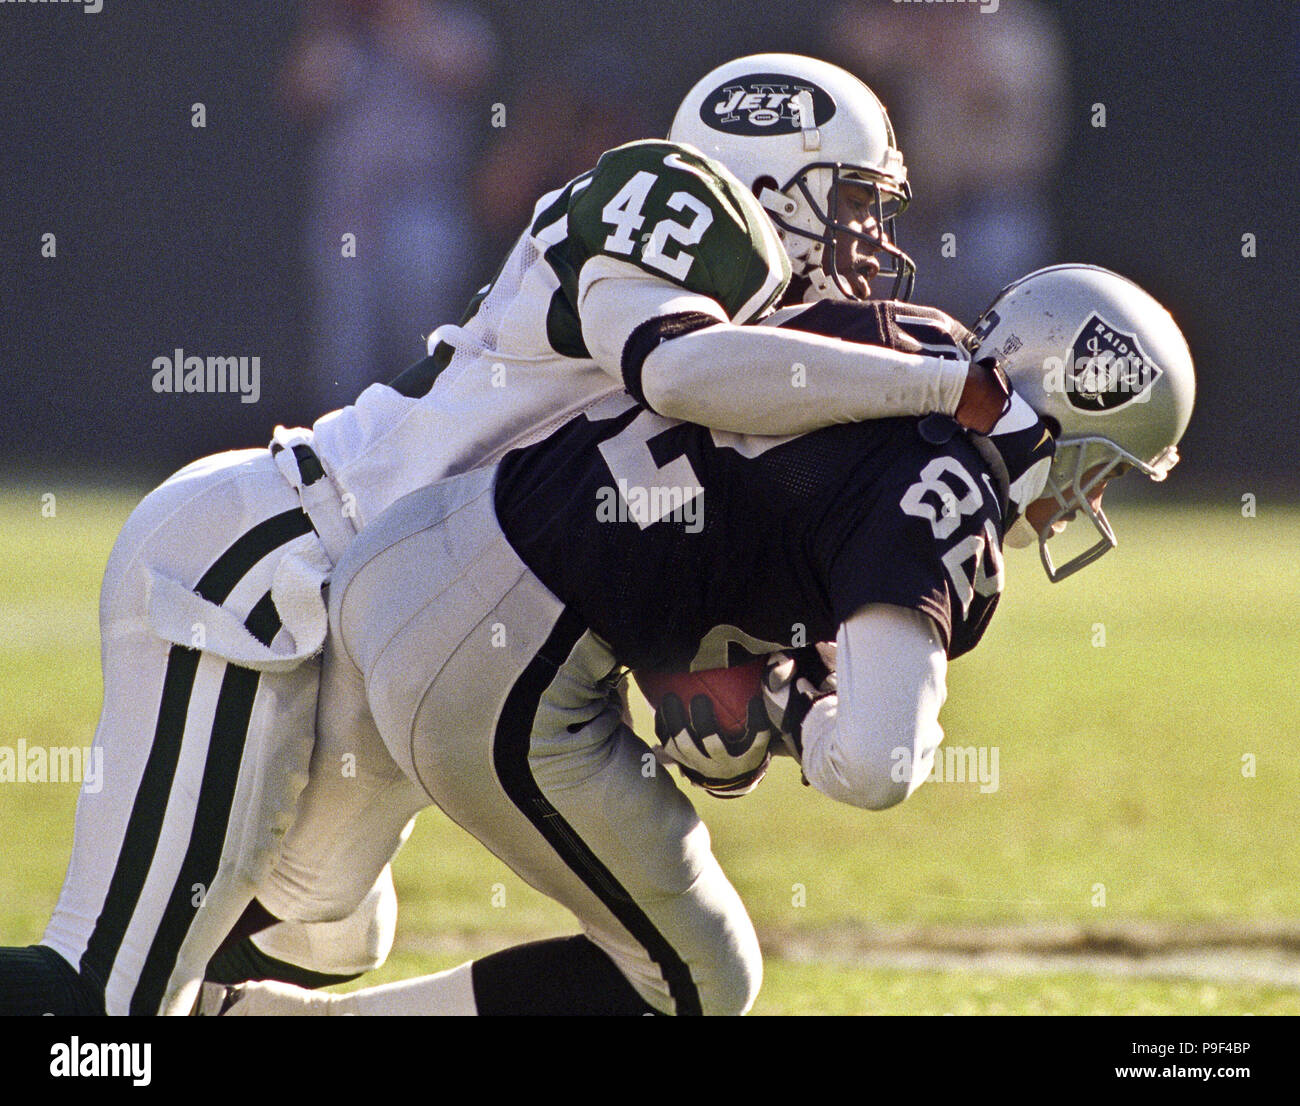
969,264,1196,581
669,53,915,302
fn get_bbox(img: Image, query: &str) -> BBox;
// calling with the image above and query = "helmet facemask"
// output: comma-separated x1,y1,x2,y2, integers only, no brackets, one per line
964,264,1194,582
761,163,915,302
1033,436,1179,581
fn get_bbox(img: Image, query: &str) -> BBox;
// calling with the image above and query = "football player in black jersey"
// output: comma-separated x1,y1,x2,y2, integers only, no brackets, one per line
0,53,1024,1019
205,265,1194,1016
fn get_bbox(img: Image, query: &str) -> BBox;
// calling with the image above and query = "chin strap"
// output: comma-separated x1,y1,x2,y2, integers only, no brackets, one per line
803,267,853,303
758,183,850,302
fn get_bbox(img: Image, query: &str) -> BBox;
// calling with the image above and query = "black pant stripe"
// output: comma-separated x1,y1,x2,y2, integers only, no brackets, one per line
129,590,283,1014
80,510,311,1005
492,608,703,1016
194,510,316,605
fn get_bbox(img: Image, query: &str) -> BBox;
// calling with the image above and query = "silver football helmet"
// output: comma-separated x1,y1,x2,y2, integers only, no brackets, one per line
970,264,1196,581
669,53,915,302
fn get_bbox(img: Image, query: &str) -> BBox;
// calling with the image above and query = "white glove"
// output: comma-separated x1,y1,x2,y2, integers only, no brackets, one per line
762,643,837,760
654,692,774,798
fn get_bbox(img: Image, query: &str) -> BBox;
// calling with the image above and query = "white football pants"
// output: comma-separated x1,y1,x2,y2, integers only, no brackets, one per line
41,443,417,1015
328,466,762,1016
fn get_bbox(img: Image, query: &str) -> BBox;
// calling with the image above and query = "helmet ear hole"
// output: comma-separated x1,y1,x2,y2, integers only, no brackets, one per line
754,175,795,218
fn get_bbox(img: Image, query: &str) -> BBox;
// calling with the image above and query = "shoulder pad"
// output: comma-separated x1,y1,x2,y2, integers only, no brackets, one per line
568,141,789,321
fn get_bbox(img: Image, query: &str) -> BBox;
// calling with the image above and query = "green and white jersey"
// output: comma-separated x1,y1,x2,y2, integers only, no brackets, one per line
310,139,790,527
522,139,792,350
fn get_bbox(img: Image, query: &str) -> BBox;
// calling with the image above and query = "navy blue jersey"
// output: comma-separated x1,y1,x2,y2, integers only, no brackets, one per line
494,300,1052,672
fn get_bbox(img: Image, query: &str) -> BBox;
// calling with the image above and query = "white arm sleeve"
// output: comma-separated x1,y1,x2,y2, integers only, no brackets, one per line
579,255,729,381
800,604,949,810
578,256,969,436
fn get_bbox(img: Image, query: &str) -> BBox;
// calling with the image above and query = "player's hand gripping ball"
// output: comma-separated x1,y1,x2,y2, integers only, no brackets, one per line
635,658,773,798
762,643,838,760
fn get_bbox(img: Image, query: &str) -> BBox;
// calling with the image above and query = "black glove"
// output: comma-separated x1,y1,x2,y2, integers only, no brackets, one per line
762,643,837,760
954,355,1013,435
654,692,774,799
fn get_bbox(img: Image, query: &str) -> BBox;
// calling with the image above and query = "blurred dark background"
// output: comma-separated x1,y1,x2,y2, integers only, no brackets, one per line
1,0,1296,493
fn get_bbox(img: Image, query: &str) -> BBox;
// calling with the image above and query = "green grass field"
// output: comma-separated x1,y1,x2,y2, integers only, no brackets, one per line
1,483,1297,1014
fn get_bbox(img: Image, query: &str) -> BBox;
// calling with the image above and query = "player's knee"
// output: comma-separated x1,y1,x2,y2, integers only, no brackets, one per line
253,867,397,977
696,935,763,1016
682,900,763,1016
611,912,762,1016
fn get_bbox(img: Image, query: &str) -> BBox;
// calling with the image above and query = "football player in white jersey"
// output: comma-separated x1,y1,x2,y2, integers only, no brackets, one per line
0,54,1009,1016
206,265,1194,1016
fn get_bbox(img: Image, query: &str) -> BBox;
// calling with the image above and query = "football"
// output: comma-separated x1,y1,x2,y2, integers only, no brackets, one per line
633,657,768,738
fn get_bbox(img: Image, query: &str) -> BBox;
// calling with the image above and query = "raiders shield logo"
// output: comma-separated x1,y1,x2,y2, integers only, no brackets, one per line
1067,314,1163,411
700,74,836,135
